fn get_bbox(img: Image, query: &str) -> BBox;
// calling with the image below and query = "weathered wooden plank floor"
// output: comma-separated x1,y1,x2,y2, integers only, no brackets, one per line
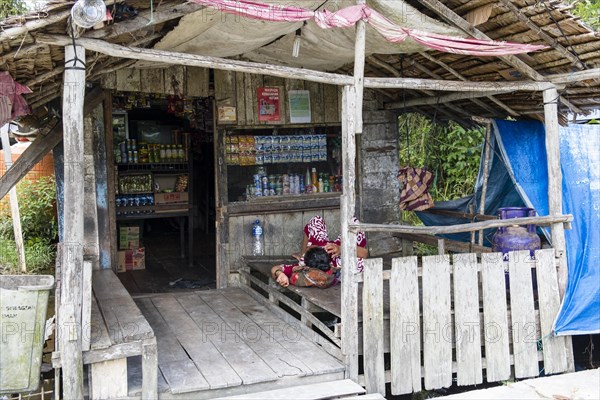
132,288,345,399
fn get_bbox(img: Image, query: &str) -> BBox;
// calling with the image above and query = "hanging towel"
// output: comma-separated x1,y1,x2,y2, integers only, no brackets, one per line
398,166,434,211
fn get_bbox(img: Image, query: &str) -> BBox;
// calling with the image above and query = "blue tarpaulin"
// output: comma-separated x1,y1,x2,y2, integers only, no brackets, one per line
417,120,599,335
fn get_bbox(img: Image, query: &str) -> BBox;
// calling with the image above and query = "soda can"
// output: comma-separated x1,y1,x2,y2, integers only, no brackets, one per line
253,174,261,186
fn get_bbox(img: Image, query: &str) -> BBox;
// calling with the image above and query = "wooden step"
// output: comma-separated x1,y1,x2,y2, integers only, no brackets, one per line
213,379,366,399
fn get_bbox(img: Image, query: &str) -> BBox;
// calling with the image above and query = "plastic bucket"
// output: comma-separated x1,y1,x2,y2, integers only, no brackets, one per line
0,275,54,394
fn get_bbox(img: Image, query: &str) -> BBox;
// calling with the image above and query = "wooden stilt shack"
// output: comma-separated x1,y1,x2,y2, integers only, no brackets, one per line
1,0,599,397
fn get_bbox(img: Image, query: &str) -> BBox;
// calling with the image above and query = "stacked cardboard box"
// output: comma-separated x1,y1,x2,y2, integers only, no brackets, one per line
117,226,145,272
119,226,140,250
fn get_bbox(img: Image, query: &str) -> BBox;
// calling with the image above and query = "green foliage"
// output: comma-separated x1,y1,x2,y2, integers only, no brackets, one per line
566,0,600,31
0,176,58,243
0,0,27,19
0,238,56,274
398,113,485,202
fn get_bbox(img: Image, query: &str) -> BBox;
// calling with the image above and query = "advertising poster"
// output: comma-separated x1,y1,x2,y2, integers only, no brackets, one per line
289,90,311,123
217,106,237,123
257,87,281,122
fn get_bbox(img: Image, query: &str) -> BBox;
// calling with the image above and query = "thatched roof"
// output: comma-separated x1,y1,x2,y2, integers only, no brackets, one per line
1,0,598,124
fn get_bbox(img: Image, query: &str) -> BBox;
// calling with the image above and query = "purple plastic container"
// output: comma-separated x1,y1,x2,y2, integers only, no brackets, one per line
492,207,541,259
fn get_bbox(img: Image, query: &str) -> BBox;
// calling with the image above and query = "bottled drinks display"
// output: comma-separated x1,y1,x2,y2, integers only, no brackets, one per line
245,166,342,199
118,174,153,194
116,194,155,216
116,139,187,164
225,134,327,166
252,219,264,256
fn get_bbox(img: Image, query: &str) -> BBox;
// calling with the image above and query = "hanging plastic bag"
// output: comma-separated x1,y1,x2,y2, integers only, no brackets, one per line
397,166,434,211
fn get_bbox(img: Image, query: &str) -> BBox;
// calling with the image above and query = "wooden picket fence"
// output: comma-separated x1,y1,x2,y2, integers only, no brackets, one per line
358,249,570,395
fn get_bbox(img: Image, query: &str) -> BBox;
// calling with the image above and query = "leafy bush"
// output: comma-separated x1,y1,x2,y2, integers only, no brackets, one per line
0,176,58,243
566,0,599,31
0,238,56,274
398,114,484,202
0,0,27,19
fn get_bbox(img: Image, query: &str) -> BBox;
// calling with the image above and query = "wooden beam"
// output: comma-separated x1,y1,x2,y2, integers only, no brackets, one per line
37,35,560,92
417,51,519,117
364,77,556,92
0,118,61,201
102,91,118,272
59,43,86,400
83,1,204,40
25,67,64,88
549,68,600,84
543,88,568,296
421,208,497,222
543,87,575,374
350,214,572,235
478,122,493,246
0,1,118,42
392,232,492,254
410,55,508,117
415,0,583,114
385,89,513,109
353,0,367,134
0,88,105,201
341,85,359,381
0,9,70,42
366,56,472,122
497,0,585,70
36,34,355,86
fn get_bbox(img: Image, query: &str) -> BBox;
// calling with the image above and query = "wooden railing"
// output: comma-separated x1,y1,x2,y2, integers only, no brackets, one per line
356,249,570,395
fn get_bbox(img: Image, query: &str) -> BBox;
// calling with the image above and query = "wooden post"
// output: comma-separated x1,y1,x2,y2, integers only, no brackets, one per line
543,87,574,373
353,0,366,134
0,129,26,272
59,43,86,399
542,88,568,296
102,91,118,270
341,85,359,381
478,122,493,246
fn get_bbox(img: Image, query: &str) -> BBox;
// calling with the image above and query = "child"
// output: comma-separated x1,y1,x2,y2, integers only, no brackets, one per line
271,247,338,289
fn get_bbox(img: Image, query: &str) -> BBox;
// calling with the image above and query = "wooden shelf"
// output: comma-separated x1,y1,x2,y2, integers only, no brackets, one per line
228,193,341,215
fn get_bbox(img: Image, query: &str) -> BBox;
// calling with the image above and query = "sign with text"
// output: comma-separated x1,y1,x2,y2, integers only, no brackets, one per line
257,87,281,122
289,90,311,124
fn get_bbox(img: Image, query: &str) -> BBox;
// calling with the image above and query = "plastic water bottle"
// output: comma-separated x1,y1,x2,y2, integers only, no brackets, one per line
252,219,263,256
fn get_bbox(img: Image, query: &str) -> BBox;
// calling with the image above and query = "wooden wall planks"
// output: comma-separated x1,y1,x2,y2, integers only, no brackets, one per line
390,256,421,395
509,250,540,378
422,255,453,390
480,252,511,382
362,258,386,395
535,249,568,374
214,72,339,126
227,210,338,274
453,253,483,386
359,250,569,395
107,67,210,97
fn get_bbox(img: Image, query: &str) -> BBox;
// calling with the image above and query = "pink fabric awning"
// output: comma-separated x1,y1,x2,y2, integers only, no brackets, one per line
188,0,547,56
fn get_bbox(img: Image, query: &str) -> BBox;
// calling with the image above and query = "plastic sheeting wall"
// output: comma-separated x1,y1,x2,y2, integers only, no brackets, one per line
417,120,599,335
